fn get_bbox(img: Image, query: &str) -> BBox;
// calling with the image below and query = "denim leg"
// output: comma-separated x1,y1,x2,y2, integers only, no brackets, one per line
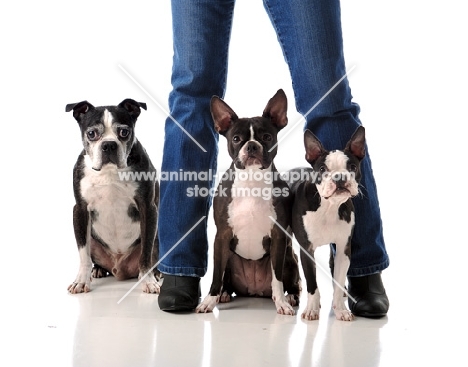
158,0,236,277
263,0,389,275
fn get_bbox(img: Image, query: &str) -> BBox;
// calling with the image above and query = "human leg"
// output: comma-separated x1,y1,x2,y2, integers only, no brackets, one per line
263,0,389,316
158,0,236,310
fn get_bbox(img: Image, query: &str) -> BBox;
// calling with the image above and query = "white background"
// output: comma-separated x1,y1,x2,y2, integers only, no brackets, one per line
1,0,467,354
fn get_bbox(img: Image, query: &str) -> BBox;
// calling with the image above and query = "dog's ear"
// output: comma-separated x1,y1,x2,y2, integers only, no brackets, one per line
304,129,326,165
345,126,366,160
211,96,238,136
263,89,288,131
118,99,147,121
65,101,95,122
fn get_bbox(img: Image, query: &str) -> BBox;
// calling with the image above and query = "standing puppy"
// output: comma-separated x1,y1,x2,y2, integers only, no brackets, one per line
196,89,301,315
290,127,366,321
66,99,160,294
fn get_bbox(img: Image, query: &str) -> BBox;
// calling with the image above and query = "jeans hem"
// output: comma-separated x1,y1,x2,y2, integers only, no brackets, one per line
158,264,206,278
347,258,390,277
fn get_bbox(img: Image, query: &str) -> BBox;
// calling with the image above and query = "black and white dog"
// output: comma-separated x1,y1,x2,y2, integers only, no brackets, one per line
66,99,160,294
196,90,301,315
289,127,366,321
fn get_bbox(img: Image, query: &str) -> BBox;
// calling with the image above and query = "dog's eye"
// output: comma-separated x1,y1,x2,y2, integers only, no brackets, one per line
87,130,98,141
119,128,130,138
262,134,272,142
232,136,241,143
319,165,327,173
349,164,357,172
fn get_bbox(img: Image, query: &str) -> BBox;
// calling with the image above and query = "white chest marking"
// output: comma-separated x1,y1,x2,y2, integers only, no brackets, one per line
227,167,276,260
80,156,140,253
302,200,354,251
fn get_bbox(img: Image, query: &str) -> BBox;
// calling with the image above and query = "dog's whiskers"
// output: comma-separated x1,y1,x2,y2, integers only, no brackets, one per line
355,184,367,199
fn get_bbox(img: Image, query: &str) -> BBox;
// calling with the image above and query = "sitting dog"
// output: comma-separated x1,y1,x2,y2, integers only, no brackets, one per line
66,99,160,294
289,126,366,321
196,89,301,315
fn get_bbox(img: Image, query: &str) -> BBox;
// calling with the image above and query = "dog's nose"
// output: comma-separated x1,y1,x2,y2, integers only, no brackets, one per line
101,141,117,152
246,141,259,154
334,178,346,187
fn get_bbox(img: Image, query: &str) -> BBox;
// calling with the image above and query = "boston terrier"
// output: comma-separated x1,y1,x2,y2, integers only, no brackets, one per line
289,126,366,321
66,99,160,294
196,89,301,315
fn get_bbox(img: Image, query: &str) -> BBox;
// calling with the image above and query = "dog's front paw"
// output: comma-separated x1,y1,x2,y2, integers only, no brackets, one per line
142,280,160,294
68,280,91,294
219,291,231,303
285,294,299,307
301,308,320,320
68,268,92,294
334,308,354,321
139,272,161,294
273,296,296,316
301,292,320,320
196,295,219,313
333,296,354,321
91,265,108,278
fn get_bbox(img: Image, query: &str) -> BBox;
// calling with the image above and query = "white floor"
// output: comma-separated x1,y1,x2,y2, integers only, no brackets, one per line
2,239,464,367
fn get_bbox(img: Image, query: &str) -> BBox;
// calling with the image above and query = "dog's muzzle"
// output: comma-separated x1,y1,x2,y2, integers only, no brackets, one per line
321,176,358,200
238,141,265,169
91,140,126,171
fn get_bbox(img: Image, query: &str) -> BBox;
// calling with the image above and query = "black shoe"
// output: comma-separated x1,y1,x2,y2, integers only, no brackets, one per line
158,275,201,312
347,273,389,318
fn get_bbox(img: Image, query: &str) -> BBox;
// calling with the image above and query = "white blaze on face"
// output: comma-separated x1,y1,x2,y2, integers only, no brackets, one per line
102,109,116,140
89,110,115,169
238,124,263,168
89,109,129,170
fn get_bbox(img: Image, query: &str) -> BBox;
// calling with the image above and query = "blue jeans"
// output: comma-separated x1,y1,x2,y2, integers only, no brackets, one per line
158,0,389,277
